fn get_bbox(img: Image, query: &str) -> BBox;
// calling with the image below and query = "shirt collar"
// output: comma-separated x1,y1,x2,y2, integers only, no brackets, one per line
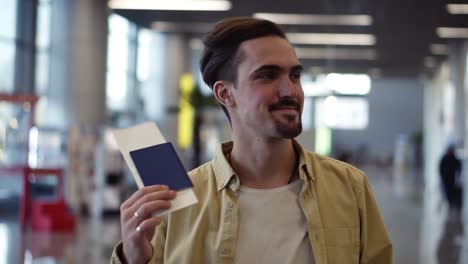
211,140,315,192
291,139,316,182
212,141,237,191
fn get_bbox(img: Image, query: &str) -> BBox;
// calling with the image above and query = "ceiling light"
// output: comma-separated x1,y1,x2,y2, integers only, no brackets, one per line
430,44,449,55
447,4,468,14
301,73,372,96
316,96,369,130
253,13,372,26
295,47,377,60
287,33,376,46
109,0,232,11
325,73,371,95
152,22,213,33
436,27,468,38
302,80,329,97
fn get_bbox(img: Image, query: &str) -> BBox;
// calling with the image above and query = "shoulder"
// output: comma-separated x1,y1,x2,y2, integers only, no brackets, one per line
305,150,368,194
187,160,216,195
188,160,213,180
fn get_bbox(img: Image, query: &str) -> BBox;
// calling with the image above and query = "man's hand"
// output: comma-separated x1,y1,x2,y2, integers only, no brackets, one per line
120,185,176,264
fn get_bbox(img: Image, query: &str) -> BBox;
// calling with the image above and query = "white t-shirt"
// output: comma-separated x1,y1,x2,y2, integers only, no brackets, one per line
234,179,315,264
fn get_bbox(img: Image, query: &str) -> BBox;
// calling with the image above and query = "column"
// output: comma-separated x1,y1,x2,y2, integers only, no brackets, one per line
45,0,108,128
161,33,192,167
46,0,108,214
449,41,466,147
14,0,37,94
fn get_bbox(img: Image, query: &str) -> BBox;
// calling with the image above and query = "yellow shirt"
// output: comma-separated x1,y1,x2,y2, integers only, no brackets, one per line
111,140,393,264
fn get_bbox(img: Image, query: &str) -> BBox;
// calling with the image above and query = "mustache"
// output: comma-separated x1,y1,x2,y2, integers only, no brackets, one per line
269,97,301,111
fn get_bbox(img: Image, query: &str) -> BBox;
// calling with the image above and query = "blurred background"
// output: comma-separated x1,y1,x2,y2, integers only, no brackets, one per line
0,0,467,263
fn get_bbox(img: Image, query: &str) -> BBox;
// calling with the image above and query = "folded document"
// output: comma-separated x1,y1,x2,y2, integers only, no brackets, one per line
111,122,198,216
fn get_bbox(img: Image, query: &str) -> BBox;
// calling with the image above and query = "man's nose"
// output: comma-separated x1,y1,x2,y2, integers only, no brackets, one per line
278,76,300,97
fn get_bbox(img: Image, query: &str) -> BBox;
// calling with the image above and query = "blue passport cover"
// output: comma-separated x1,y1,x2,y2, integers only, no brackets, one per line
129,142,193,191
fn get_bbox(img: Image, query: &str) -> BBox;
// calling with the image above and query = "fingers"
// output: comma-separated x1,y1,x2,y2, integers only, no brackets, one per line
121,185,169,210
128,190,177,218
120,185,175,264
121,185,176,221
123,216,161,264
134,217,163,241
127,200,171,230
120,185,177,238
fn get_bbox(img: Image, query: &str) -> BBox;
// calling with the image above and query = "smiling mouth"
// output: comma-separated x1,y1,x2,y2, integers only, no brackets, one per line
272,106,299,112
268,98,301,113
271,108,300,118
275,108,296,112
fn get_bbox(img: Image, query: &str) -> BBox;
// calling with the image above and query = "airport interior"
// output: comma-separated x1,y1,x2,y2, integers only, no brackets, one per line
0,0,468,263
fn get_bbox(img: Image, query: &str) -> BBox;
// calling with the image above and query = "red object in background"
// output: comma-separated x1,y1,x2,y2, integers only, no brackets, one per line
0,94,76,264
31,199,76,232
27,168,76,232
0,166,76,232
0,93,75,232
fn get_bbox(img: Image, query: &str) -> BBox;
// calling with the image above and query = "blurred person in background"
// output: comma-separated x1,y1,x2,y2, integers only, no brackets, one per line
439,144,463,218
111,17,392,264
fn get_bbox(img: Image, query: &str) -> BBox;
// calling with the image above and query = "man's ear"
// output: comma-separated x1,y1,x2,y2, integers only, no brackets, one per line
213,81,235,107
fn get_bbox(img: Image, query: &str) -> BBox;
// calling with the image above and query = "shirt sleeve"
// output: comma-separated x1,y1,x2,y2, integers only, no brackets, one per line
358,176,393,264
110,241,126,264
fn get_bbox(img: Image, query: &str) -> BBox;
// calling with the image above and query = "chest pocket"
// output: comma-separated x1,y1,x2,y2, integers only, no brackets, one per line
323,227,359,264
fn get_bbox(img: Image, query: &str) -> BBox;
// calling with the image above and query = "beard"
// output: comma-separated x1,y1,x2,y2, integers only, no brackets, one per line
274,114,302,139
269,97,303,138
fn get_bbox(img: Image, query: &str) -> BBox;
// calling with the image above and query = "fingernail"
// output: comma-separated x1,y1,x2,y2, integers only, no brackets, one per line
169,190,177,195
162,185,169,189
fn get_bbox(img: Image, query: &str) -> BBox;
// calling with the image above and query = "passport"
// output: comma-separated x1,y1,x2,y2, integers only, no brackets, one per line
111,122,198,216
130,142,193,190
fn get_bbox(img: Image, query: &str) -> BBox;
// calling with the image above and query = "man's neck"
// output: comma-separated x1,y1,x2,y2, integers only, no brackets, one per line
229,135,298,189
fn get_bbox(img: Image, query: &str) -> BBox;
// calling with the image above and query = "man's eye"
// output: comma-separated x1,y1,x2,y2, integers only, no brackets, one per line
291,72,301,80
257,72,276,79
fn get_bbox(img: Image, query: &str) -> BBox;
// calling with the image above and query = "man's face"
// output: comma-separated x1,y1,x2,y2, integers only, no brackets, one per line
228,36,304,139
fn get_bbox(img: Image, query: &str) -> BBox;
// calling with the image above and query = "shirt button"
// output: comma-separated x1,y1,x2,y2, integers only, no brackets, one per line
226,202,233,208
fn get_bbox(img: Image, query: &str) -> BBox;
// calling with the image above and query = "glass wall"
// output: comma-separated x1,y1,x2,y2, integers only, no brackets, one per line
107,14,137,112
0,3,168,126
137,29,166,122
35,0,52,95
0,0,50,95
107,14,167,125
0,0,17,93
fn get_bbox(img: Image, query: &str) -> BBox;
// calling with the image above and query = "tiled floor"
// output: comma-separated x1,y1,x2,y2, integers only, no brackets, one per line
363,166,466,264
0,215,121,263
0,166,465,263
364,166,424,263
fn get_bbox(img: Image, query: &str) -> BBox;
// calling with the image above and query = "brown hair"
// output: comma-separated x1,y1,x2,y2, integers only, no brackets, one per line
200,17,286,121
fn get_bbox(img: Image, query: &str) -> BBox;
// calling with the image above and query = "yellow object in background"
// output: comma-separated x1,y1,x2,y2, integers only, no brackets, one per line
178,73,195,149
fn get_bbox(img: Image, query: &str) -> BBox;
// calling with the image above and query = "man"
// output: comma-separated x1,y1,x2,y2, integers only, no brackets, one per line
112,17,392,264
439,144,463,214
